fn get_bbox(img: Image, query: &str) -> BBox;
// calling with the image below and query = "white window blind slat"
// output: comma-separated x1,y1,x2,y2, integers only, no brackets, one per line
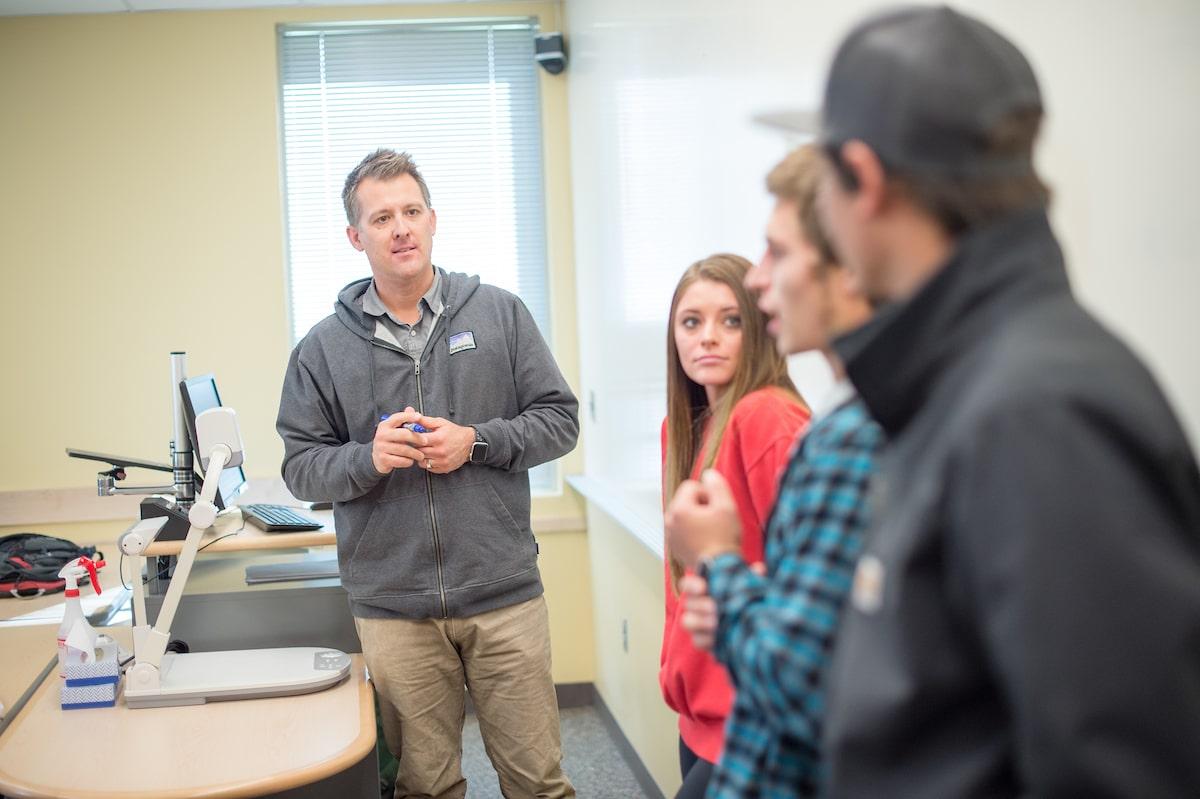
278,19,556,493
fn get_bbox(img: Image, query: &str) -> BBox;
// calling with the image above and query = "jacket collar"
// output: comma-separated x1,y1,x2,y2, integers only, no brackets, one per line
362,267,445,322
335,266,480,341
834,207,1069,436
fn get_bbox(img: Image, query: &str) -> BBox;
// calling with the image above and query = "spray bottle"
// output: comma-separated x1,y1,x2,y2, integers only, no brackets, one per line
56,556,105,678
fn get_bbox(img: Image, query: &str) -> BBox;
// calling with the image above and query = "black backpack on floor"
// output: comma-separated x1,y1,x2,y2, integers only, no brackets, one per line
0,533,101,598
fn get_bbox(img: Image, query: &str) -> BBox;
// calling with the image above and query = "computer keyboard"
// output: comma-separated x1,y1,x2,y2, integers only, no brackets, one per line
239,504,324,532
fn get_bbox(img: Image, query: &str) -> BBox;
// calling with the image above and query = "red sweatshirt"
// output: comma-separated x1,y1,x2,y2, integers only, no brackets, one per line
660,387,811,763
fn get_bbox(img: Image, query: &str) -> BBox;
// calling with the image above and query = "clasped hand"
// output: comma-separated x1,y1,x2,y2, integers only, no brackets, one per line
663,469,743,570
665,469,757,652
373,406,475,475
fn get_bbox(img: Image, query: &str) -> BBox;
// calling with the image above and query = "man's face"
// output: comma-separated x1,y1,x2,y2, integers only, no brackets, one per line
745,199,832,356
346,174,437,284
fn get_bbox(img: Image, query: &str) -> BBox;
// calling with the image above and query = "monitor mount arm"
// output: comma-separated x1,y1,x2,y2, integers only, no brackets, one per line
65,352,196,506
65,448,178,497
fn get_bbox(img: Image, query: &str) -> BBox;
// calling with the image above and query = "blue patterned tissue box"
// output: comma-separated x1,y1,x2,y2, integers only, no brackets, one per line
61,681,117,710
64,636,119,686
61,636,120,709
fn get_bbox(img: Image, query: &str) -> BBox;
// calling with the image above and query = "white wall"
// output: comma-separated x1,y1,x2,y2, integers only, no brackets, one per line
567,0,1200,524
565,0,1200,791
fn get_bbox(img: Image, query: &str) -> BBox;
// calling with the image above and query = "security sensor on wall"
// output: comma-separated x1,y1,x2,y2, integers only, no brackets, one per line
535,33,567,75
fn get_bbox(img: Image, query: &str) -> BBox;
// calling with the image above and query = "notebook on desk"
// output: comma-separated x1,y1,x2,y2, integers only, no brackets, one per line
244,558,340,585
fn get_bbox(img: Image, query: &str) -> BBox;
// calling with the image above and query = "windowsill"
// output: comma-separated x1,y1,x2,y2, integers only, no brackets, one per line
565,475,663,559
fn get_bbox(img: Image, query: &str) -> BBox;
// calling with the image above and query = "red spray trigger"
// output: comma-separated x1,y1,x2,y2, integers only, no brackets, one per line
77,556,105,595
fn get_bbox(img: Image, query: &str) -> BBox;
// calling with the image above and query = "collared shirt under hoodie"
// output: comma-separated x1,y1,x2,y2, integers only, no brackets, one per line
362,269,444,359
823,207,1200,798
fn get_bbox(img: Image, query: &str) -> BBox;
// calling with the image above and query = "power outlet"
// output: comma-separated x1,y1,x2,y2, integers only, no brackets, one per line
621,618,629,653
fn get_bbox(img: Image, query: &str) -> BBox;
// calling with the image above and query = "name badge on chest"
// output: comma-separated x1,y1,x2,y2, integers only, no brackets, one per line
448,331,476,354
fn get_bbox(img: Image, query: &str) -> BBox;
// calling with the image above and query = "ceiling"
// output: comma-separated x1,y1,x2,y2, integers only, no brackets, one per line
0,0,497,16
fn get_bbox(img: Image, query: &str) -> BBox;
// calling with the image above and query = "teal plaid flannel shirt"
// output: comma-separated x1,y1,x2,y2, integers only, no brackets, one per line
705,397,883,799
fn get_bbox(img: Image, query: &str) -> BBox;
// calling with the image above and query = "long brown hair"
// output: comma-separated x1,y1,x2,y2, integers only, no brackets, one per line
664,253,804,589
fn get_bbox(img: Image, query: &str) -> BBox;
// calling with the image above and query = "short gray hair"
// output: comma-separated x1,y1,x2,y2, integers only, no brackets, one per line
342,148,432,226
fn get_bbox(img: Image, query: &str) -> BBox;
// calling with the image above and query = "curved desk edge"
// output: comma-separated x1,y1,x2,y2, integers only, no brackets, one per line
0,655,375,799
217,657,376,799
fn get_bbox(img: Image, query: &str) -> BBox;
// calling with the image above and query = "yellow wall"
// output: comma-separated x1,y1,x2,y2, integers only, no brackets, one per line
538,526,595,683
0,1,590,682
0,1,580,507
586,504,680,796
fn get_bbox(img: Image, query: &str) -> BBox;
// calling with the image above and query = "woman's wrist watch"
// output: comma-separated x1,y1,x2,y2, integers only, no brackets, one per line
469,427,489,464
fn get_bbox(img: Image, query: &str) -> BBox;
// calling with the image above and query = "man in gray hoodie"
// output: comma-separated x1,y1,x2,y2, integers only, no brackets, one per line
277,149,578,798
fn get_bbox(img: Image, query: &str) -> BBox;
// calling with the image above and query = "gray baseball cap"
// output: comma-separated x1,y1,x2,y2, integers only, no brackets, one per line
819,5,1043,178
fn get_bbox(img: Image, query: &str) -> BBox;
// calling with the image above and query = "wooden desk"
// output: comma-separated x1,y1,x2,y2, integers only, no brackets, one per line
0,625,58,731
143,508,335,557
140,548,360,655
136,508,346,650
0,624,376,799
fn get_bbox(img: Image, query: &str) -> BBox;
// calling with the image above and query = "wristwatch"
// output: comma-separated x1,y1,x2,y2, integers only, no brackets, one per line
469,427,489,464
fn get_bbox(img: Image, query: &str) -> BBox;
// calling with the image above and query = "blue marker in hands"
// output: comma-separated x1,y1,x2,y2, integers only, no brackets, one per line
380,415,428,434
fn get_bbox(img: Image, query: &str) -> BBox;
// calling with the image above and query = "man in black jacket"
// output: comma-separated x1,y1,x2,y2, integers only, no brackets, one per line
811,7,1200,797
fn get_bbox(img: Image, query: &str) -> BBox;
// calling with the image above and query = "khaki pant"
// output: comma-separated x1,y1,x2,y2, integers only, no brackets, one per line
355,595,575,799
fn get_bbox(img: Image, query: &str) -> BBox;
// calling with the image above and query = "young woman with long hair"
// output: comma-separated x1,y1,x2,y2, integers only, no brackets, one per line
660,253,811,798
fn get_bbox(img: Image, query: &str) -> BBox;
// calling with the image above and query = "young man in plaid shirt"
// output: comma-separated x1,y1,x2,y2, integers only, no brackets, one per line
664,144,880,798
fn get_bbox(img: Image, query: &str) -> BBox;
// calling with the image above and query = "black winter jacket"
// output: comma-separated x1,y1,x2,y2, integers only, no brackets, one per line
825,208,1200,798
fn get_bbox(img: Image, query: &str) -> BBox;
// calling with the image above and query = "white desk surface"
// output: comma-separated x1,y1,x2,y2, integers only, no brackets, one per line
143,507,335,557
0,624,374,799
0,511,352,796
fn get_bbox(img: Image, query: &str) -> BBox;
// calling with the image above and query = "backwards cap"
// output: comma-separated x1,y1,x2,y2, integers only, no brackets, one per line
819,5,1043,178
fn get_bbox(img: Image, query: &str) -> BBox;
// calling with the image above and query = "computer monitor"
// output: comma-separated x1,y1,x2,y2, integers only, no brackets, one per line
178,373,247,509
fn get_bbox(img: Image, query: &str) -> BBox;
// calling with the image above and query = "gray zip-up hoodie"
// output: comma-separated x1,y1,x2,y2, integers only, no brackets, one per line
276,270,579,620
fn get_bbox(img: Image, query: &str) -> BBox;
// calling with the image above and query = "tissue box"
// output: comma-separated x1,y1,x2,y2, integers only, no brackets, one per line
61,681,117,710
64,636,120,686
61,635,120,709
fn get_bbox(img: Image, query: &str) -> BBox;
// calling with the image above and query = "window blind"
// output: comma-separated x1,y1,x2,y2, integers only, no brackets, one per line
278,20,557,493
279,20,549,343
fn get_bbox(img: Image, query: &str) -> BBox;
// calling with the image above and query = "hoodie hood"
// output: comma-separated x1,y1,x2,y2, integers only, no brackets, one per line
334,268,482,340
